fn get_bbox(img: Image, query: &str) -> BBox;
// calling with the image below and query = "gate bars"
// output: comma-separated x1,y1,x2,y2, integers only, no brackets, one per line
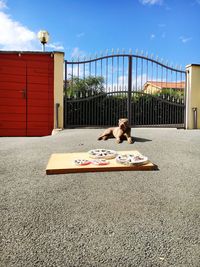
64,52,186,128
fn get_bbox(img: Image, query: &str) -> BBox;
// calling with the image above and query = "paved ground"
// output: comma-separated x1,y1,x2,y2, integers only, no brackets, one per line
0,128,200,267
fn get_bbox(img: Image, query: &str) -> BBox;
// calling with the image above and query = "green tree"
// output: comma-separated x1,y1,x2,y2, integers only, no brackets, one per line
153,88,184,99
65,76,105,98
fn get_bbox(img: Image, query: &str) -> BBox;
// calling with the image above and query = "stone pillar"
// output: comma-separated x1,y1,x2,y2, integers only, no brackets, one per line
53,52,64,130
185,64,200,129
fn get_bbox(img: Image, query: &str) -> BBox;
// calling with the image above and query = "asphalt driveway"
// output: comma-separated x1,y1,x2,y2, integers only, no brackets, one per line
0,128,200,267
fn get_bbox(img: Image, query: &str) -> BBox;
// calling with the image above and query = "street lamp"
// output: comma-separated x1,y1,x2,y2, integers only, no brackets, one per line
37,30,49,51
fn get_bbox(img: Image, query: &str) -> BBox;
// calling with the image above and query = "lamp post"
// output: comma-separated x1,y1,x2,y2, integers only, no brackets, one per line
37,30,49,51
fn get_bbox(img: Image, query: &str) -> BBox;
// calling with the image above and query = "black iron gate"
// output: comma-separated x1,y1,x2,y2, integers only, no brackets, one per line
64,52,186,128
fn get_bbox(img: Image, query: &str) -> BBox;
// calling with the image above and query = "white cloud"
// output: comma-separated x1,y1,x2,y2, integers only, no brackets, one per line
46,42,64,50
0,1,64,51
179,36,192,43
0,11,39,50
76,32,85,38
0,0,7,10
150,33,155,39
71,47,86,58
139,0,163,5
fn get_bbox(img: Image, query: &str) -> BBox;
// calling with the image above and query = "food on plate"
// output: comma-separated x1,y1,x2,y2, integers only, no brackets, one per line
74,159,91,166
116,154,148,165
88,149,117,159
91,159,110,166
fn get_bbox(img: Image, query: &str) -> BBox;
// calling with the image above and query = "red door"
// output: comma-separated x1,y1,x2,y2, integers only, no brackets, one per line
26,59,54,136
0,59,27,136
0,53,54,137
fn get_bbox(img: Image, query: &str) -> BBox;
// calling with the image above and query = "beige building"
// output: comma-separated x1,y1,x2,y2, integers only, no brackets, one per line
143,81,185,94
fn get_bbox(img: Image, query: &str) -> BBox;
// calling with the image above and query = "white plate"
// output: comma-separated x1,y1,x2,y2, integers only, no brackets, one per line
88,149,117,159
116,154,148,165
74,159,91,166
91,159,110,165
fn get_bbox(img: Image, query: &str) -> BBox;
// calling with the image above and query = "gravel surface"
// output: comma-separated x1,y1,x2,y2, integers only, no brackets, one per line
0,128,200,267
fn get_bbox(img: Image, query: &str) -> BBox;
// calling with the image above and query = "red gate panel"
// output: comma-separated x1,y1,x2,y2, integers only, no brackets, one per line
0,53,54,137
26,56,54,136
0,59,27,136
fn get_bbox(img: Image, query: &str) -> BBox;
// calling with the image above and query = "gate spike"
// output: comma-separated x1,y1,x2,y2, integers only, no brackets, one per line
135,49,139,55
111,48,114,54
122,48,125,54
106,49,109,55
117,48,120,54
151,53,154,59
146,51,148,58
141,50,144,55
129,48,132,54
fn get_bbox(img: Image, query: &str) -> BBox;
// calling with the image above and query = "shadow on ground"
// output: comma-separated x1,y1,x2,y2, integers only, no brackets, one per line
132,136,152,143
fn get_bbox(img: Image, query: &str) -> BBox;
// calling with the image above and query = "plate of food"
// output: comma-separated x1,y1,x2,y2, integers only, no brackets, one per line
74,159,91,166
91,159,110,166
88,149,117,159
116,154,148,165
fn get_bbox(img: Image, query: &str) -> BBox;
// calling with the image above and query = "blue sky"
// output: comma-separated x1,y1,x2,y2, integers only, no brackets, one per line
0,0,200,67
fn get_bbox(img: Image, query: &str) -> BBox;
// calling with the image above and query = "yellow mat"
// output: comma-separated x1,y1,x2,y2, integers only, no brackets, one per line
46,150,158,175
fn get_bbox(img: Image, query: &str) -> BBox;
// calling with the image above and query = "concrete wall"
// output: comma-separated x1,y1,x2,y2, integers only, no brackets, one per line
186,64,200,129
53,52,64,129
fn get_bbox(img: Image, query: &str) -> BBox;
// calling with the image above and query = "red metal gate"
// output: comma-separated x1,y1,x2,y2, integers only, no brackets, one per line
0,52,54,136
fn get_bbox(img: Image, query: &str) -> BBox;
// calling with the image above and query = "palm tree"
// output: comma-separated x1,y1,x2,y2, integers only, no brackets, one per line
65,76,105,98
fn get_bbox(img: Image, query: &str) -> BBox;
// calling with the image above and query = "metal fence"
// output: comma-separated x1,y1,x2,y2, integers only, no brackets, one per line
64,52,186,128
